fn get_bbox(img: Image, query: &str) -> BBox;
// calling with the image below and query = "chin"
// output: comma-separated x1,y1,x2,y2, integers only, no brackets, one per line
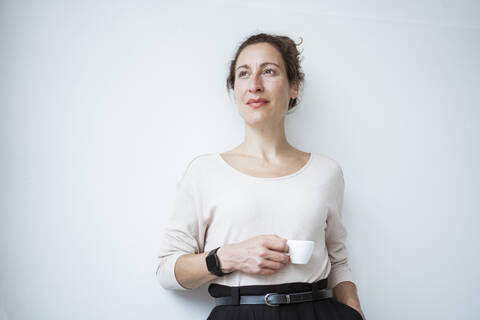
244,114,272,125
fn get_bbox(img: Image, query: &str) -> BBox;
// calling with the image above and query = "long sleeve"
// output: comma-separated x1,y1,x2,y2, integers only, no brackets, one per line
154,152,355,289
155,163,205,291
325,166,355,290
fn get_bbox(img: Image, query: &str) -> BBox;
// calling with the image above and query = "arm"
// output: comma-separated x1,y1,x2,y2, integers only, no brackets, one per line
155,161,211,290
174,235,292,289
333,281,366,320
326,166,365,318
173,247,234,289
174,252,216,289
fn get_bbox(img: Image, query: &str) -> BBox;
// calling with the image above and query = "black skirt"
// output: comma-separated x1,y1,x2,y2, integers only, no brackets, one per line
206,278,362,320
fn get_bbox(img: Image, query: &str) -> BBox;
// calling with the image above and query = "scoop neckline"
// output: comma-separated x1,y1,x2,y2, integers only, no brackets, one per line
216,152,313,181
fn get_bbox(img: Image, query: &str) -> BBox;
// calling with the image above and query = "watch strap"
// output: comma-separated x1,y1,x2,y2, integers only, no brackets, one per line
206,246,233,276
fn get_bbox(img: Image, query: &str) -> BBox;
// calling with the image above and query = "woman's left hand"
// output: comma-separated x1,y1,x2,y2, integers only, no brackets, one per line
347,303,365,320
353,307,365,320
333,281,365,319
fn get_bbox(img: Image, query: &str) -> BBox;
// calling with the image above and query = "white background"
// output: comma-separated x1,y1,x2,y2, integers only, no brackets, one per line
1,1,479,319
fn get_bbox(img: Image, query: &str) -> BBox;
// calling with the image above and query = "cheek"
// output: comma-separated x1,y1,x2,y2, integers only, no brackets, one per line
234,84,246,101
233,89,240,103
270,83,289,98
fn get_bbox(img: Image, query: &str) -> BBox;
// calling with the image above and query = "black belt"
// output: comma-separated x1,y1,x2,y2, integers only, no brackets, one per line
215,288,333,307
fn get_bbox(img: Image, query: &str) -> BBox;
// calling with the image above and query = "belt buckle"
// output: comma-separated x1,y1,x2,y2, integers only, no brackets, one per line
264,292,291,307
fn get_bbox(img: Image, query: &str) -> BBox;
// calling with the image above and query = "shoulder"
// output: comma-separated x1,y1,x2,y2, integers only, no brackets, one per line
309,152,345,191
183,152,217,171
311,152,343,175
177,152,218,183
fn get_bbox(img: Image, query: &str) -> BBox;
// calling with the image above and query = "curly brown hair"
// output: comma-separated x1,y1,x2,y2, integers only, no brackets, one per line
226,32,305,112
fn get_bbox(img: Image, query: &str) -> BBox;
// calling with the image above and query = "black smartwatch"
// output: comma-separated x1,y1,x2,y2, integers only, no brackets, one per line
206,246,233,277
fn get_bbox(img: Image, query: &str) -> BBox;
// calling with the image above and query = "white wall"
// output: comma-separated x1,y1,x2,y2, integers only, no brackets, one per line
1,1,479,319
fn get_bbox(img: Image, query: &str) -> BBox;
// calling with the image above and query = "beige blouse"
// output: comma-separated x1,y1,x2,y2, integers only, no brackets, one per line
155,152,355,291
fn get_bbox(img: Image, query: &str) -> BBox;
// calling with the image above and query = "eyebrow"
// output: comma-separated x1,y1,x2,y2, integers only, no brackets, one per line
236,62,281,71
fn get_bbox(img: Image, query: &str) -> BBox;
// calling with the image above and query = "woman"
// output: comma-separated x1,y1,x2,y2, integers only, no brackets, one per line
155,32,366,320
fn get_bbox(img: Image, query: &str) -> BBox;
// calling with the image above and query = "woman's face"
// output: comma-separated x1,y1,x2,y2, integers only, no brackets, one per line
233,42,298,125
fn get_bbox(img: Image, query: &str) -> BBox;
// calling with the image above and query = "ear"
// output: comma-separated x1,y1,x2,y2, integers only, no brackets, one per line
289,81,299,99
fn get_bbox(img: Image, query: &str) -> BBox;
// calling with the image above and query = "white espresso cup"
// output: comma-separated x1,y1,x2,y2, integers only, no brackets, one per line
285,240,314,264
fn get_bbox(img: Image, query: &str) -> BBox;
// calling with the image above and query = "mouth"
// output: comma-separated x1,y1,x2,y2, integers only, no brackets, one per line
247,98,269,108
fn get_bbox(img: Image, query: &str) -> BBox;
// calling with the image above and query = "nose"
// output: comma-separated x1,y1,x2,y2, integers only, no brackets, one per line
248,73,264,93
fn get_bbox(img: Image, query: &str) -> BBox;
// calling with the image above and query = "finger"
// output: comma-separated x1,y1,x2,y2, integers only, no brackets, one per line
259,259,283,270
263,236,288,253
263,249,290,263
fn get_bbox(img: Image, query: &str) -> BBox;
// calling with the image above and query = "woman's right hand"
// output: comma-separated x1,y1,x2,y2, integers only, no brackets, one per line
216,234,291,275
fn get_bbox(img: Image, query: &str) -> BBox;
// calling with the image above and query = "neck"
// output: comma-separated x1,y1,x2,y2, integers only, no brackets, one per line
238,121,294,161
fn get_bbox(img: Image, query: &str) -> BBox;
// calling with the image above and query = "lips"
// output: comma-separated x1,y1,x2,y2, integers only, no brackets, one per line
248,98,268,103
247,98,269,108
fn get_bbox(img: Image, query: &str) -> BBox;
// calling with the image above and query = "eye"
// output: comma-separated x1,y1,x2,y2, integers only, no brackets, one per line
264,68,276,75
238,70,248,78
